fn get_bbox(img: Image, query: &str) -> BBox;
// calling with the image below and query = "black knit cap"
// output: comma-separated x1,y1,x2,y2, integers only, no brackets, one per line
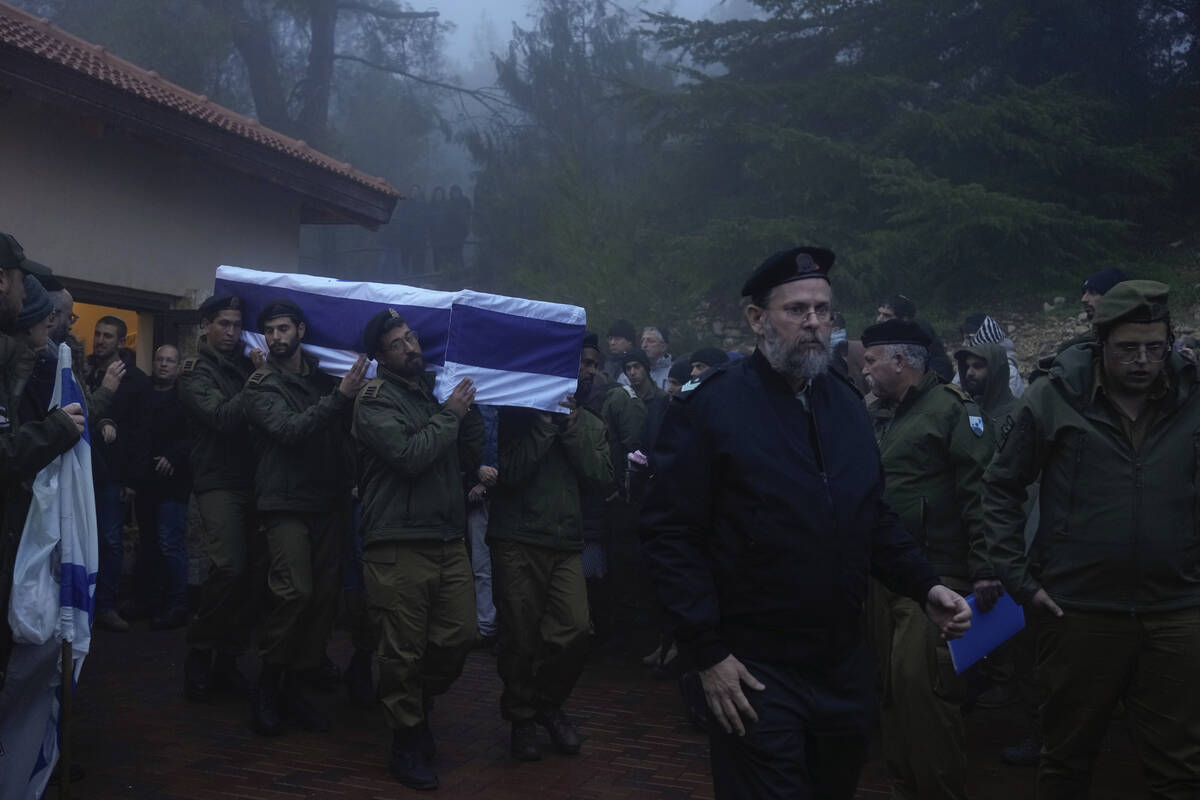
256,298,305,331
668,359,693,383
690,347,730,368
861,319,932,349
17,274,53,328
607,319,636,341
198,294,242,320
883,294,917,320
741,246,835,298
622,348,651,372
362,307,407,359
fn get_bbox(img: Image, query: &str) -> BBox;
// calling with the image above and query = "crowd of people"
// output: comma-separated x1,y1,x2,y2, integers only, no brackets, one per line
0,226,1197,799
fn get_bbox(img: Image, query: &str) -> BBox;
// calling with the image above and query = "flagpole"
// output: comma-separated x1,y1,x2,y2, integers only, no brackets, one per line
59,639,72,800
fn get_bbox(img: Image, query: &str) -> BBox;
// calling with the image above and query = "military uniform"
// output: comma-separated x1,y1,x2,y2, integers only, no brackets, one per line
179,340,261,663
243,354,355,677
487,406,611,726
984,283,1200,799
352,366,484,734
869,369,994,800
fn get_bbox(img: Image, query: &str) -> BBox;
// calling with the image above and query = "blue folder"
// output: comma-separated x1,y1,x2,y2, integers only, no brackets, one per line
947,591,1027,674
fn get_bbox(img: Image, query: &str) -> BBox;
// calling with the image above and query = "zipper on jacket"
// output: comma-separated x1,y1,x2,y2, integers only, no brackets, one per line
808,398,834,508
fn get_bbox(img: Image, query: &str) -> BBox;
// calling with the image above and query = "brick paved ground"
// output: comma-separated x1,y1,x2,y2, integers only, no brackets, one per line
59,625,1146,799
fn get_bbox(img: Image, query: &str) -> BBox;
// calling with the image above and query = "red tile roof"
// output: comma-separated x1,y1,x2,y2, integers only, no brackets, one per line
0,1,399,199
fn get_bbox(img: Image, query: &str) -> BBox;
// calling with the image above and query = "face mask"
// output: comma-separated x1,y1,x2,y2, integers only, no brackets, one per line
831,328,847,347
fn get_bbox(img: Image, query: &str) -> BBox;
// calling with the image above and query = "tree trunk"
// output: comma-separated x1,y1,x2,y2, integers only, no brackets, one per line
296,0,337,148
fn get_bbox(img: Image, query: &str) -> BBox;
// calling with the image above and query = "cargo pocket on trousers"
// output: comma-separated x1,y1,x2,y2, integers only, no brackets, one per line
931,637,966,704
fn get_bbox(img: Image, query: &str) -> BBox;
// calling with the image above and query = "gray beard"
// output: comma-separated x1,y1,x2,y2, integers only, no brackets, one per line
762,318,832,383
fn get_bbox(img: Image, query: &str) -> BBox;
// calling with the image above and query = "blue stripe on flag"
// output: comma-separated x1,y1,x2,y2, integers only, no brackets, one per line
214,277,452,365
445,304,583,379
59,563,96,623
60,366,89,444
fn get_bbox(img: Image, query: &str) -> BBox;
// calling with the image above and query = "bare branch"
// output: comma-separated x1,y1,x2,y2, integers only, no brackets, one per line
336,1,439,21
332,54,520,113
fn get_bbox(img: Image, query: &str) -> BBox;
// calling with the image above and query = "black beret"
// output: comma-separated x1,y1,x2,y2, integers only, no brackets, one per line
198,294,243,319
582,331,602,353
256,298,305,331
690,347,730,368
861,319,932,349
622,348,651,372
741,246,835,298
883,294,917,320
362,307,406,359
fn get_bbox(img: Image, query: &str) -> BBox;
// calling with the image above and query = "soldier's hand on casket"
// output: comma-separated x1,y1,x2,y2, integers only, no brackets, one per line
338,354,370,398
699,655,765,737
925,585,972,640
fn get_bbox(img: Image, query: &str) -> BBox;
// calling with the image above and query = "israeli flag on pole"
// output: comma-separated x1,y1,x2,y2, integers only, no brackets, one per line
1,343,97,800
214,266,586,412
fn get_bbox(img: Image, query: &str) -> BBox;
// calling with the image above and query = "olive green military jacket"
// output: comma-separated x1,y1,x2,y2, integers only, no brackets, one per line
1,333,81,690
870,370,995,581
243,353,354,513
583,374,645,495
983,344,1200,613
179,340,256,493
352,367,484,547
488,408,612,552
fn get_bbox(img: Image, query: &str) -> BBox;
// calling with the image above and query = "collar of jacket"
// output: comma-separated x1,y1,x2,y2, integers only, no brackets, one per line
378,364,436,395
197,339,252,372
267,350,321,382
892,369,942,418
1050,342,1195,413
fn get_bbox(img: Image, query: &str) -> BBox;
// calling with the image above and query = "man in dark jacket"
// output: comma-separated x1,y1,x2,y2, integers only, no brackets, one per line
353,308,484,789
641,247,971,799
132,344,193,630
984,280,1200,799
488,397,611,762
862,319,996,800
180,294,262,700
243,299,367,736
84,314,151,632
955,341,1017,424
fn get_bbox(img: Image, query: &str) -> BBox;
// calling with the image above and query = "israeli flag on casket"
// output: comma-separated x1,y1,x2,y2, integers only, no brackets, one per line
214,267,586,413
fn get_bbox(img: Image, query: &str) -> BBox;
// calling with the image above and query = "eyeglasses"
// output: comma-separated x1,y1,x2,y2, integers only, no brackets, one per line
383,330,420,352
779,304,833,323
1108,341,1169,364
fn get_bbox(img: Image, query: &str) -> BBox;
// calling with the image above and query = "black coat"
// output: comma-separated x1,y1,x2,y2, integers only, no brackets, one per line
85,351,151,489
639,350,939,672
142,385,193,501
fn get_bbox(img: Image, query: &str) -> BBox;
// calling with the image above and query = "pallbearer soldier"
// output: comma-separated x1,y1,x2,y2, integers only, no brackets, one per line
353,308,484,790
984,281,1200,799
181,294,261,701
243,299,367,736
488,385,612,761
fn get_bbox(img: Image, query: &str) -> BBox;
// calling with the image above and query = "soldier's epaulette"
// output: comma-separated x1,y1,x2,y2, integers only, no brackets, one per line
247,369,270,386
181,357,197,375
360,378,383,401
675,364,726,402
942,382,973,404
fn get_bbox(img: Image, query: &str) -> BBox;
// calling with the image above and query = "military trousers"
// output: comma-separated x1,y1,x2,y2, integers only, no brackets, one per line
490,540,590,722
871,577,970,800
257,509,346,670
363,538,475,730
187,489,263,655
1035,606,1200,800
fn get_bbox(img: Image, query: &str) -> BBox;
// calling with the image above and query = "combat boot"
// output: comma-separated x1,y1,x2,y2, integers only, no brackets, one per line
211,653,250,696
184,648,212,702
390,727,438,790
510,720,542,762
252,665,284,736
535,708,581,754
282,670,331,732
343,648,375,709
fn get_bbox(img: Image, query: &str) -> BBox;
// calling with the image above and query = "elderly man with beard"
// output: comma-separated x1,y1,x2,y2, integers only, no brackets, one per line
861,319,995,800
640,247,971,799
243,299,368,736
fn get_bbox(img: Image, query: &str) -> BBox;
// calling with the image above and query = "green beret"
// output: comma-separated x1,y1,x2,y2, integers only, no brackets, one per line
362,307,406,359
256,298,305,331
861,319,932,349
741,246,835,298
1092,280,1169,330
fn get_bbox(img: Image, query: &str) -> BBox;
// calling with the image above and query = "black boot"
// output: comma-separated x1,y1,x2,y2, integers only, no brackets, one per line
535,708,581,755
211,653,250,696
343,648,375,709
300,652,341,693
419,694,436,759
184,648,212,702
510,720,542,762
253,665,284,736
282,670,332,732
390,727,438,790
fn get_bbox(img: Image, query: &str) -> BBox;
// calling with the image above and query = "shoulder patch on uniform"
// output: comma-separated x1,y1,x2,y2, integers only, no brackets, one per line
943,382,972,404
181,357,197,374
968,415,985,437
675,365,725,402
247,369,269,386
360,378,383,400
